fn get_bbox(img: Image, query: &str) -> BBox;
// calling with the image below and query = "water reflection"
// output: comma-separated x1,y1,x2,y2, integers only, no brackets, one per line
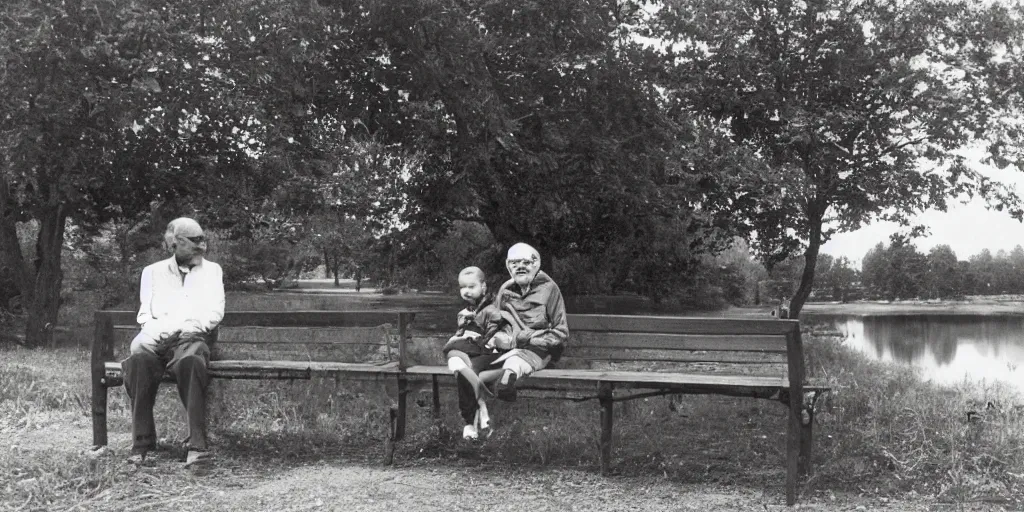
814,315,1024,389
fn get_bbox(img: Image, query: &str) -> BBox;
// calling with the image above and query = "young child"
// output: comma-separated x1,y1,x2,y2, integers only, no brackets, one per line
443,266,509,438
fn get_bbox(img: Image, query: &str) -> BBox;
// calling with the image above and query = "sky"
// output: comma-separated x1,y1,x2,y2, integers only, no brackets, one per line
819,152,1024,269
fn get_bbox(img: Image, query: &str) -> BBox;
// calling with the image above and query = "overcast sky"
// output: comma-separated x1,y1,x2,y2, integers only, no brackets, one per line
820,150,1024,268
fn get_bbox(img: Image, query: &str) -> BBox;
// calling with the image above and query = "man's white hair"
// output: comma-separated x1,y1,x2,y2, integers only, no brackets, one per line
164,217,203,249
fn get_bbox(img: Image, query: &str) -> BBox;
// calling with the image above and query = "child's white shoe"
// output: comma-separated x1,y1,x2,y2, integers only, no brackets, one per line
462,424,479,441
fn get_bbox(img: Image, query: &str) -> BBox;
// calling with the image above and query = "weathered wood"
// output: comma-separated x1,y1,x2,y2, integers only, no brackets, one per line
800,407,814,477
571,332,788,352
599,381,614,475
395,375,408,441
785,330,805,506
405,364,826,389
431,376,441,420
98,310,139,326
93,308,825,505
568,314,800,336
104,360,401,384
403,365,785,385
563,349,788,365
398,313,411,370
98,310,406,328
528,369,789,387
385,408,397,465
91,312,114,447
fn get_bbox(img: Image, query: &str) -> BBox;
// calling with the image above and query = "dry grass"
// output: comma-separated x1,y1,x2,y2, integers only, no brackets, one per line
3,329,1024,510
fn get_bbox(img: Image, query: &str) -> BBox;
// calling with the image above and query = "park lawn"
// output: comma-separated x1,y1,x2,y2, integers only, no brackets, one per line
1,326,1024,510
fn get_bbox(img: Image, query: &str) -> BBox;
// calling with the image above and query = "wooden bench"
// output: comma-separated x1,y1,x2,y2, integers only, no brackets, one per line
92,310,826,505
91,310,417,461
406,314,829,506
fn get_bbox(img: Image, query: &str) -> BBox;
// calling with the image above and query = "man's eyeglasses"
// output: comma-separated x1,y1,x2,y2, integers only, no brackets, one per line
179,235,207,244
507,258,536,267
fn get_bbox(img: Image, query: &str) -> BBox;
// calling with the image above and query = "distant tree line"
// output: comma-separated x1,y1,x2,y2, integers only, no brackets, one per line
761,241,1024,303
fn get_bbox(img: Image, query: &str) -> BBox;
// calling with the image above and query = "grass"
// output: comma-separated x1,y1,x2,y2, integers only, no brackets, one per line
805,327,1024,506
2,325,1024,510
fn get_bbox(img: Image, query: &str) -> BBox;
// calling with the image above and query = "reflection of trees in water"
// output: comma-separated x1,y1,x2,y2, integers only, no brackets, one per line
851,316,1024,366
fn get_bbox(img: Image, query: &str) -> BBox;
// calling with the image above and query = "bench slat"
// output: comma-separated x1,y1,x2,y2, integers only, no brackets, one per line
568,314,799,336
564,350,788,364
102,311,409,328
104,360,400,377
402,365,828,392
572,332,787,352
404,365,820,388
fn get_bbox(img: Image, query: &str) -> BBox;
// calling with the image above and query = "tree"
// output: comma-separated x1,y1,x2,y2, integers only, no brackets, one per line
363,0,751,299
925,245,961,299
0,0,179,346
969,249,997,295
861,240,927,300
1007,245,1024,294
861,243,890,299
655,0,1024,317
0,0,307,345
814,253,859,302
887,241,927,300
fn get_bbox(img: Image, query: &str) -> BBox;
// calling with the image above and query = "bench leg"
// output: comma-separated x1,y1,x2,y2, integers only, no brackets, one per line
395,375,408,441
91,366,108,447
599,382,614,476
384,408,397,465
786,399,800,506
431,375,441,420
799,406,814,476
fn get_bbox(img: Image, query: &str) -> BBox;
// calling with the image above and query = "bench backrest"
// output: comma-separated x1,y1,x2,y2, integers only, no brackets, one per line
564,314,804,381
93,310,415,368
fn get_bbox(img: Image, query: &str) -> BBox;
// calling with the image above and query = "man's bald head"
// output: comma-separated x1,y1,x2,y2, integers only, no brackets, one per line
164,217,203,247
506,243,541,287
507,243,540,262
164,217,207,265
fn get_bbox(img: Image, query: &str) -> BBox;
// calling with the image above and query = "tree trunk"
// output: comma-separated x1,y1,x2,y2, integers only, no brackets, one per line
24,207,66,348
0,177,33,306
789,216,822,319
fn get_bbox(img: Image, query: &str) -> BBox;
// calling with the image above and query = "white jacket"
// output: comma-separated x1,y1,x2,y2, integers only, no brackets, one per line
137,257,225,340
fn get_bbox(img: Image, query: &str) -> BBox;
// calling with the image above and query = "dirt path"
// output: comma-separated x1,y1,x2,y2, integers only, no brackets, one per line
3,419,1006,512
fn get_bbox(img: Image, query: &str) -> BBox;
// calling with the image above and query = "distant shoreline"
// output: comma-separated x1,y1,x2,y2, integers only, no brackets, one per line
800,298,1024,317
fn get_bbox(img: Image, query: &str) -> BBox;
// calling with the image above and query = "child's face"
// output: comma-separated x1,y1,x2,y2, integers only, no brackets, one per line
458,275,485,302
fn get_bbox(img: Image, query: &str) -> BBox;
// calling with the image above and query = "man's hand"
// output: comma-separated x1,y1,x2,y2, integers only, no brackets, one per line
158,328,183,341
526,331,561,348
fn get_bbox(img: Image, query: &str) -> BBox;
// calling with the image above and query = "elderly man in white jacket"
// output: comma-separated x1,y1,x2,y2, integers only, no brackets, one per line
123,217,224,467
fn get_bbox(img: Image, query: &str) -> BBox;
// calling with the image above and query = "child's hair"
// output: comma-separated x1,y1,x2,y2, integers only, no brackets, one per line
459,266,486,282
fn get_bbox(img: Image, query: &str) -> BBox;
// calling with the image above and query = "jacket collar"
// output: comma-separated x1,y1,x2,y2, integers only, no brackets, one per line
503,270,553,296
164,256,205,275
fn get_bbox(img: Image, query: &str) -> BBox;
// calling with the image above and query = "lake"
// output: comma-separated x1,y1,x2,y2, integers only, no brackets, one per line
808,314,1024,389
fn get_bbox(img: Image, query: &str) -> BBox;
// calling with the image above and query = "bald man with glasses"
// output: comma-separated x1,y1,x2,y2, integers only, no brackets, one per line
123,217,224,467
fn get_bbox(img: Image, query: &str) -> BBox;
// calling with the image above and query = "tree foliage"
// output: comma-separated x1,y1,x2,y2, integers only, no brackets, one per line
654,0,1024,316
5,0,1024,344
859,241,1024,300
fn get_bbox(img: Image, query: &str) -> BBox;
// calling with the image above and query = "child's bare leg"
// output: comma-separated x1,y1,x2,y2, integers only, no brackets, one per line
477,399,490,430
478,368,505,385
447,350,472,369
447,351,491,399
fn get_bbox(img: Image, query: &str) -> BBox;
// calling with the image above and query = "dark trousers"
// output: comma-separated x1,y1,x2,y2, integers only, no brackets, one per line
123,339,211,453
456,353,503,425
